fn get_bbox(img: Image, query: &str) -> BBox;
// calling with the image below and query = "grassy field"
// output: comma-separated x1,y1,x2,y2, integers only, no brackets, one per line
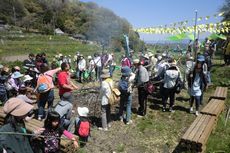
0,32,229,153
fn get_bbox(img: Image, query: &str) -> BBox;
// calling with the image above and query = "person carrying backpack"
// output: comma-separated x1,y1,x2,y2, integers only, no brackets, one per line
75,107,90,147
118,66,135,124
162,59,181,112
36,64,61,120
54,92,73,130
188,56,207,116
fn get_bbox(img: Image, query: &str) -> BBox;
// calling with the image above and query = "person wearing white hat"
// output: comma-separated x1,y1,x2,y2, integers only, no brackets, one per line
133,59,149,117
23,75,33,82
185,57,195,89
75,107,90,146
7,71,24,96
145,52,157,77
78,55,86,83
98,69,113,131
87,55,95,81
162,59,181,113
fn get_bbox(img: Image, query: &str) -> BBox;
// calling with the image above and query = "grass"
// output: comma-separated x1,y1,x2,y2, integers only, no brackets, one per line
0,32,100,62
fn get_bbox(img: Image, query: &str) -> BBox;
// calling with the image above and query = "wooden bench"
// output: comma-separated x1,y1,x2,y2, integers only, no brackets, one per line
0,107,78,153
180,114,216,153
210,87,228,100
201,99,225,117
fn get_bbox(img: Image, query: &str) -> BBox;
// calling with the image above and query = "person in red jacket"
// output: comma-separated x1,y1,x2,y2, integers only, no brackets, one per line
58,62,78,102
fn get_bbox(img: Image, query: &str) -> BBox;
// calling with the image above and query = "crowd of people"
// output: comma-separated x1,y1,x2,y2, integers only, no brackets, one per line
0,36,229,152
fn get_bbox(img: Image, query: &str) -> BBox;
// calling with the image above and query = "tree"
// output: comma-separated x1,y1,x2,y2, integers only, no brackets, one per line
220,0,230,35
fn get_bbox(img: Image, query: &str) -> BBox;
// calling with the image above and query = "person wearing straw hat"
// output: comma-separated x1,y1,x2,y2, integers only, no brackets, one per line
133,59,149,117
0,98,34,153
98,70,113,131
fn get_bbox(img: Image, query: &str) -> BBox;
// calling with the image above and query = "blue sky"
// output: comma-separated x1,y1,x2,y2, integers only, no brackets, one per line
80,0,225,41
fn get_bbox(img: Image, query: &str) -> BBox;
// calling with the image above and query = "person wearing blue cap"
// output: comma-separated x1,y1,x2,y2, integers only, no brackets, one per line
188,59,207,116
118,66,135,124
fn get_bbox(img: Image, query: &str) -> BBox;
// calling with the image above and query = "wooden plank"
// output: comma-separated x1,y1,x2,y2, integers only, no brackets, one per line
197,116,216,146
187,115,206,142
181,115,203,141
201,99,225,116
211,87,228,100
192,115,211,143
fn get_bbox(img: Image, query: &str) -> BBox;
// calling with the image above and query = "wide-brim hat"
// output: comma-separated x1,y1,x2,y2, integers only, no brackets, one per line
37,83,50,93
77,107,89,117
4,98,34,117
62,92,73,103
87,56,92,59
23,75,33,82
101,69,110,79
100,73,110,79
12,71,24,79
148,52,153,57
121,66,132,77
133,59,140,64
144,54,149,59
197,55,205,62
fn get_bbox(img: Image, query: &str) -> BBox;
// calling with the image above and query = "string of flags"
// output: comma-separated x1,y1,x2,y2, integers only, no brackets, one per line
135,12,230,34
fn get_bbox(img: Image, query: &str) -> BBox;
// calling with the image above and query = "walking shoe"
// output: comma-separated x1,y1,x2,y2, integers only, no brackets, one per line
137,115,143,118
169,107,175,113
162,107,166,112
195,111,199,116
108,123,112,128
126,120,133,125
98,127,108,131
190,107,193,113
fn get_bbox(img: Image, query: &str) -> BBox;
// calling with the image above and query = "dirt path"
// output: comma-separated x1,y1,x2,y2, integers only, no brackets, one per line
0,54,28,62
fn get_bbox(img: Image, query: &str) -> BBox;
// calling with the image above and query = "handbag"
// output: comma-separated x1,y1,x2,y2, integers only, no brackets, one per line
107,82,121,105
144,81,155,94
174,73,183,94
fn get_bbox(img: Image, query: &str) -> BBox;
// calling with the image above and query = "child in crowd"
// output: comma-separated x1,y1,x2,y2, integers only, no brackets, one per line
17,85,36,104
75,107,90,147
54,92,73,130
41,111,78,153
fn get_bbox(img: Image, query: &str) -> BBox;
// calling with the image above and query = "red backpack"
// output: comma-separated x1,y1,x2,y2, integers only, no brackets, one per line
77,120,90,137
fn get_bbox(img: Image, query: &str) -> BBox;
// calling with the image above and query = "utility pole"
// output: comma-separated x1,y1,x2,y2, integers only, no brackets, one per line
13,6,16,26
194,10,198,40
194,10,198,60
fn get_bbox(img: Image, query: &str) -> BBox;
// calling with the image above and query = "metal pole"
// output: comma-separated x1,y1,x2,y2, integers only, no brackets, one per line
194,10,198,60
13,6,16,26
194,10,198,40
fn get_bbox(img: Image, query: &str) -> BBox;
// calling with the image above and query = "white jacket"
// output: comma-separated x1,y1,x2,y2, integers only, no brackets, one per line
78,59,86,71
100,79,113,105
163,69,179,89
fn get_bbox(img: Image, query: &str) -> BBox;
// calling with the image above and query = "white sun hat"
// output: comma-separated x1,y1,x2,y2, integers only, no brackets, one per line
23,75,33,82
77,107,89,117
